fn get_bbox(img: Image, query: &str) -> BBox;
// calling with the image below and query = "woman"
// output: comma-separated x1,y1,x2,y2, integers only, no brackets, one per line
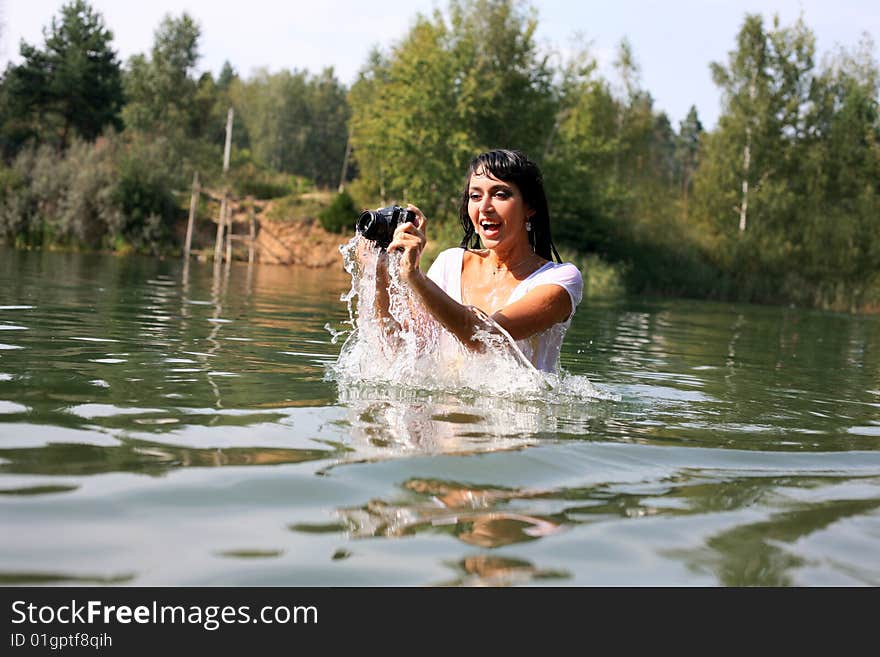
384,149,582,374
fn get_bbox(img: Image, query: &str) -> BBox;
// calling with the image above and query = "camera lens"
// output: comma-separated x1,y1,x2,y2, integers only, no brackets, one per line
356,210,378,236
356,206,409,249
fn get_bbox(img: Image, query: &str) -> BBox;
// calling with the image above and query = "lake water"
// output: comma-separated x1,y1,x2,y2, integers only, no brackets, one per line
1,247,879,586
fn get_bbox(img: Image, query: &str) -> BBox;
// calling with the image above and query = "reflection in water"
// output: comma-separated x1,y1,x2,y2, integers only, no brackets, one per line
668,488,880,586
0,571,135,585
215,549,284,559
335,478,563,549
329,369,618,464
335,385,554,456
0,438,341,477
324,472,880,586
331,476,571,587
3,248,880,586
438,555,569,587
0,484,79,496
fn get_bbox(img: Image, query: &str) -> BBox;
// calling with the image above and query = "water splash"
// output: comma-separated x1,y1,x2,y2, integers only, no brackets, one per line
326,236,616,404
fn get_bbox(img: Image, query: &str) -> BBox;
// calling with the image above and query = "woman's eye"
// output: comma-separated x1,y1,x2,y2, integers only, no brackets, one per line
469,194,481,201
494,191,510,199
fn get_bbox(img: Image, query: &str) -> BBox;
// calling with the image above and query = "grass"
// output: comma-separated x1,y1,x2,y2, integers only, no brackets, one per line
263,191,334,223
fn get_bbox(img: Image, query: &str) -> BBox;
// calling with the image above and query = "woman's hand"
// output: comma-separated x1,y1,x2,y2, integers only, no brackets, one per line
387,204,428,281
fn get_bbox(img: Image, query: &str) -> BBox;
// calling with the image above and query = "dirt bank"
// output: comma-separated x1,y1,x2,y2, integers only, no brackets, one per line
254,216,347,267
205,192,348,268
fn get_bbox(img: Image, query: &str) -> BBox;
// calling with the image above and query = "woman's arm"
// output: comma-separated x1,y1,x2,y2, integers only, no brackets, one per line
406,272,493,348
407,275,572,344
355,238,402,345
386,208,487,348
389,208,573,347
489,285,572,340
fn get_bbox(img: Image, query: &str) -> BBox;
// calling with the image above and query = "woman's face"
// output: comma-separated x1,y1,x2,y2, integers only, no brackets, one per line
467,169,534,251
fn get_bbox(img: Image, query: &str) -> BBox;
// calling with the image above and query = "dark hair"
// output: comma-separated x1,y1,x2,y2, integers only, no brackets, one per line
458,149,561,262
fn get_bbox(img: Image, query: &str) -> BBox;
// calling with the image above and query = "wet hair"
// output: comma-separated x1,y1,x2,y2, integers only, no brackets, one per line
458,149,561,262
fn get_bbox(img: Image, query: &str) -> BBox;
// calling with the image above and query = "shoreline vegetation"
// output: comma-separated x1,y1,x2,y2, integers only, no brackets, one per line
1,1,878,312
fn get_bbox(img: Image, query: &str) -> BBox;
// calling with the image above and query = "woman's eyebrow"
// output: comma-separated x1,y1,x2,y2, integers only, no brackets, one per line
469,183,513,192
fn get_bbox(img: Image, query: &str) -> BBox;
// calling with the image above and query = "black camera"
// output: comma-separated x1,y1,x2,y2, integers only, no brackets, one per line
356,205,416,249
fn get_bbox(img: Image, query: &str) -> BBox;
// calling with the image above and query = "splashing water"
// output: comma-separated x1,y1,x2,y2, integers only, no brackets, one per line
326,236,617,404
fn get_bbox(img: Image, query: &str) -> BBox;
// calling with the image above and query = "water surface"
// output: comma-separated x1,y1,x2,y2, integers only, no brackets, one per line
1,247,879,586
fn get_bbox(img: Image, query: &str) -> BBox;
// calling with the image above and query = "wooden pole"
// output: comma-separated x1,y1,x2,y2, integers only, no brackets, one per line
223,108,235,264
338,133,351,193
247,195,256,267
224,191,233,265
213,195,226,264
222,108,233,174
184,171,199,260
214,107,235,263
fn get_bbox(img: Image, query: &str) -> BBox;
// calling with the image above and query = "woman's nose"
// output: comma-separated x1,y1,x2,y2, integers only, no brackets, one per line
479,196,493,213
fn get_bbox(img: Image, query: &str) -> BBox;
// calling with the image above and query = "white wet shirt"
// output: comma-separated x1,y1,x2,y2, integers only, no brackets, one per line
426,247,584,373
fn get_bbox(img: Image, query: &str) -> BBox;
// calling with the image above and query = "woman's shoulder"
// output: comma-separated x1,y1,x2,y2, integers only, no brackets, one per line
432,247,465,267
426,246,464,279
437,246,465,259
528,260,583,306
535,260,582,285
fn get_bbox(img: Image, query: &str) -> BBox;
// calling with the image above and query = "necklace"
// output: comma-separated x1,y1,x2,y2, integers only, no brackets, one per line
462,252,539,308
490,254,538,277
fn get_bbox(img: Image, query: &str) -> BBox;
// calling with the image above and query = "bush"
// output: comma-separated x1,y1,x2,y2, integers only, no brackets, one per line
230,161,310,199
55,139,120,246
0,145,63,246
264,192,329,223
0,135,180,253
0,159,34,244
112,137,179,253
557,247,626,299
318,191,357,233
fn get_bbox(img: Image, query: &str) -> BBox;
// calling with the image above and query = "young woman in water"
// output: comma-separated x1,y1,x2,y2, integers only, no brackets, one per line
378,149,583,374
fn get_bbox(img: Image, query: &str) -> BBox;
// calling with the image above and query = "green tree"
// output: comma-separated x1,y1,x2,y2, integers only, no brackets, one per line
675,106,703,213
692,14,880,309
230,67,348,187
348,0,555,218
120,13,222,192
122,13,201,138
0,0,122,153
448,0,555,151
796,37,880,308
545,40,711,296
217,61,237,90
693,14,817,296
302,68,350,187
543,46,623,252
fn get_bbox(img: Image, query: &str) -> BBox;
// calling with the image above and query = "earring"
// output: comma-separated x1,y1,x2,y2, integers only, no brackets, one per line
526,220,532,232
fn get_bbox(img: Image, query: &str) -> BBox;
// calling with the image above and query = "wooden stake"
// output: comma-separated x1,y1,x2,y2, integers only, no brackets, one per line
247,195,256,267
213,108,235,263
338,133,351,193
224,191,233,265
223,108,234,173
184,171,199,259
214,194,226,263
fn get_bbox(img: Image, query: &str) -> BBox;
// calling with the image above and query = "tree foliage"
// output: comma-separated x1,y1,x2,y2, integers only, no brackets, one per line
693,15,880,308
348,0,554,218
122,13,201,138
1,1,878,310
0,0,123,153
230,67,349,187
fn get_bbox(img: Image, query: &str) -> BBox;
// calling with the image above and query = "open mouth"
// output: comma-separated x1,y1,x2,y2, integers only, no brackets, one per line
480,221,501,237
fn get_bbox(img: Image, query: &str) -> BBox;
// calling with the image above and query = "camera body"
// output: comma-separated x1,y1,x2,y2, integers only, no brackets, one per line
356,205,416,249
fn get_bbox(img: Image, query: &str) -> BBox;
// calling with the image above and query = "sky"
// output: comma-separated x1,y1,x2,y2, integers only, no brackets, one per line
1,0,878,129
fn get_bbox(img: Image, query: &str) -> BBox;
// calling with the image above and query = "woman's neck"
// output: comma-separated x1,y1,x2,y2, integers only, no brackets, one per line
483,245,541,276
